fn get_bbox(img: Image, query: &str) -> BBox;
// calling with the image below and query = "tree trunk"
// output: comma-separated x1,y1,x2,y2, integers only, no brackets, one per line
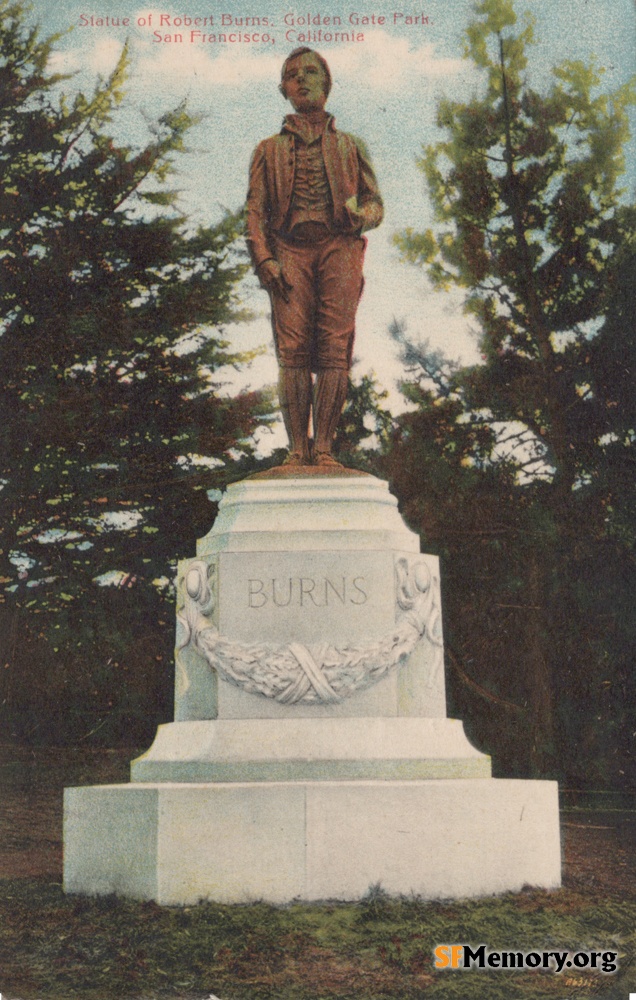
524,551,556,776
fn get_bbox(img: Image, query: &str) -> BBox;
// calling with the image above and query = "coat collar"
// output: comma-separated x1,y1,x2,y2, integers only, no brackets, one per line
281,112,335,143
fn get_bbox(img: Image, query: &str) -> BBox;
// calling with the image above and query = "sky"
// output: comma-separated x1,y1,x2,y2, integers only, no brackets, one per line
30,0,636,436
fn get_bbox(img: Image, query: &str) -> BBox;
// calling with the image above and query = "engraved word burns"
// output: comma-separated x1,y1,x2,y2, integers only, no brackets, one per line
247,575,368,609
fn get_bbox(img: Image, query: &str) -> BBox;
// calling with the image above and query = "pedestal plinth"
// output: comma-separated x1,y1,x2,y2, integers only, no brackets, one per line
64,473,561,904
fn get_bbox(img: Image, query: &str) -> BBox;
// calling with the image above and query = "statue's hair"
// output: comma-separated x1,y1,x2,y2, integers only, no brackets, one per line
280,47,332,98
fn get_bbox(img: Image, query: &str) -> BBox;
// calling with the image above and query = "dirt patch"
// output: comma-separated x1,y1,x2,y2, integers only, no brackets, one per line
0,744,136,880
562,811,636,900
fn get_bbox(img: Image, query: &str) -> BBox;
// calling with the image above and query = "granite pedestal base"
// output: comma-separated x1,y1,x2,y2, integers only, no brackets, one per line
63,473,561,904
64,777,560,905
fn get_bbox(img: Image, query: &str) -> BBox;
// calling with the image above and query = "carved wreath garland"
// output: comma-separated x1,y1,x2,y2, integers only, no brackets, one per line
176,557,442,705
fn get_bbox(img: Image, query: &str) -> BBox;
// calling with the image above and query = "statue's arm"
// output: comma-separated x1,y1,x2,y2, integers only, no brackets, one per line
351,137,384,232
246,141,276,270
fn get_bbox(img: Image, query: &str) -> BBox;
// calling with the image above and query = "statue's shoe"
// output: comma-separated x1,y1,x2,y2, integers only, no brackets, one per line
313,451,345,469
282,451,312,467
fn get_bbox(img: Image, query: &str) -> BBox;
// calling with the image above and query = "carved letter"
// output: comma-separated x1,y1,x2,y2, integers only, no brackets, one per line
272,578,292,607
248,579,268,608
350,576,368,605
325,576,346,605
300,577,322,606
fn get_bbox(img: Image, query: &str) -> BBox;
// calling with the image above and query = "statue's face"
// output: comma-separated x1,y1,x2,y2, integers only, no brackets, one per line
282,52,328,113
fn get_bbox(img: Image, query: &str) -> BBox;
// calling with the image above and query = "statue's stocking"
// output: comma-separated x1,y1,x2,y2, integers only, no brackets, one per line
278,367,312,461
313,369,349,457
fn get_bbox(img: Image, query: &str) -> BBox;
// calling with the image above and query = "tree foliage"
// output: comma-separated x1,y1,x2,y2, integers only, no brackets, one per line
334,372,394,469
388,0,636,783
0,1,273,742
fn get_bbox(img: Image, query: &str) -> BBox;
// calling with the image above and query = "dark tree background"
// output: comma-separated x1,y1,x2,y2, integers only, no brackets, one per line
0,2,273,743
384,0,636,786
2,0,634,794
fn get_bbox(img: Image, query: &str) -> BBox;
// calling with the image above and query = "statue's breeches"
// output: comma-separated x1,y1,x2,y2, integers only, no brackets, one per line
270,233,366,371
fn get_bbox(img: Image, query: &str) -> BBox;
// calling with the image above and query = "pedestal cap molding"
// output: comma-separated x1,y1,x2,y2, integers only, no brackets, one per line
198,474,419,554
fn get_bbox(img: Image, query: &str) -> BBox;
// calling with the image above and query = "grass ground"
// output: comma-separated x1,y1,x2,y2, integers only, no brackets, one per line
1,744,635,1000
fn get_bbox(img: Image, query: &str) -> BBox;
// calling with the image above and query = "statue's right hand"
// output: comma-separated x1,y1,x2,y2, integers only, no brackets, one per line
258,259,292,303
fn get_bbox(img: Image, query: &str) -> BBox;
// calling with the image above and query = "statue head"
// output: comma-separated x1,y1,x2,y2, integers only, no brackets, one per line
280,47,332,113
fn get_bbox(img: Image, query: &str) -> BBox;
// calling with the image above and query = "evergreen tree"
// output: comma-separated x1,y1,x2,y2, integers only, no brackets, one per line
333,372,393,469
0,2,272,742
389,0,636,781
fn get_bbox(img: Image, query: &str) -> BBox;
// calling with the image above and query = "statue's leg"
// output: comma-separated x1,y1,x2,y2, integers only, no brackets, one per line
278,366,312,464
313,235,366,464
313,369,349,464
270,238,317,464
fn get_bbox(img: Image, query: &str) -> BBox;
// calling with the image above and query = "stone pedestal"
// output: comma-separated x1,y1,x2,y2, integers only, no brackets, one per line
64,473,561,903
172,474,447,722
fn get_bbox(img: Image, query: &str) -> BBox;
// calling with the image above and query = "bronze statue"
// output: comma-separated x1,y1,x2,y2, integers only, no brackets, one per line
246,47,383,468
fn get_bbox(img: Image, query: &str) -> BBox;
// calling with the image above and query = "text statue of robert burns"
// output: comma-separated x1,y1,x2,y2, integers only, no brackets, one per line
246,47,383,468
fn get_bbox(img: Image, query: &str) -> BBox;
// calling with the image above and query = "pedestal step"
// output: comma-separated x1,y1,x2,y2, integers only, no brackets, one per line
64,778,561,905
130,717,491,782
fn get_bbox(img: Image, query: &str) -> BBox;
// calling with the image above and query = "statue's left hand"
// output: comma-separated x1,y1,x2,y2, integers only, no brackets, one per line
258,259,293,303
344,196,364,232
